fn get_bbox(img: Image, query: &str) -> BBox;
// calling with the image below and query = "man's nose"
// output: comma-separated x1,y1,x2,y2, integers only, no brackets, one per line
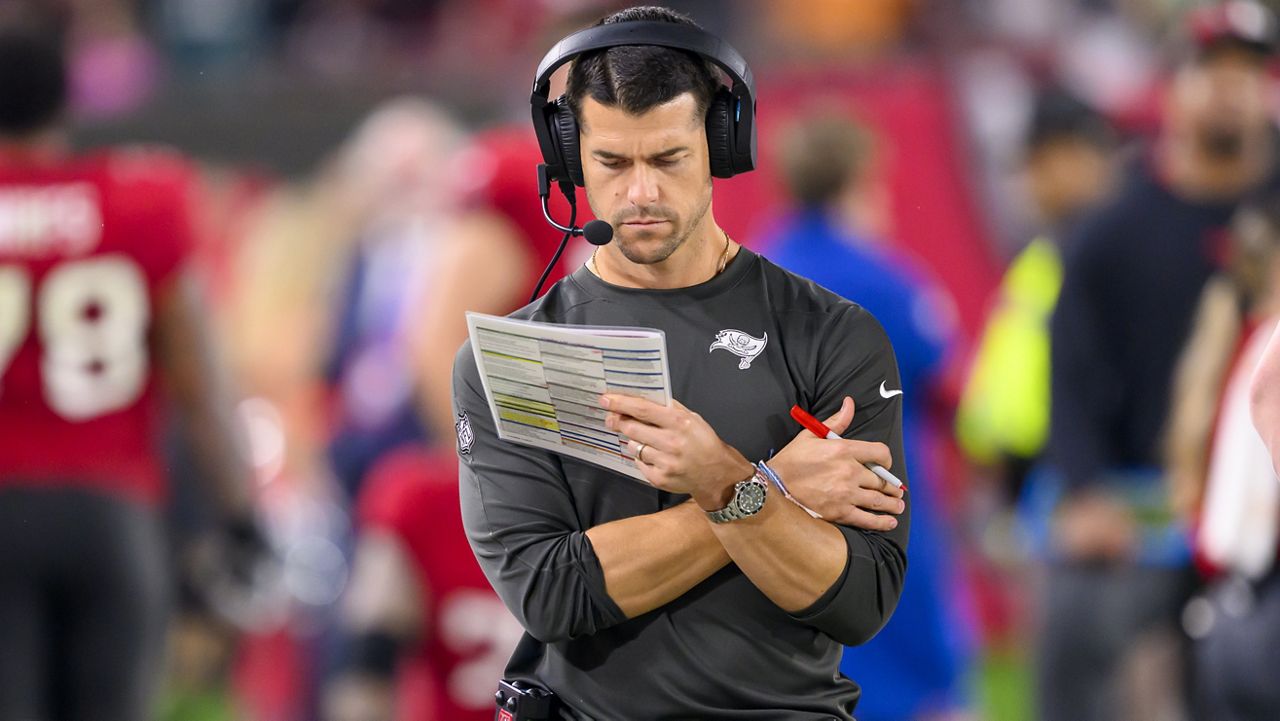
624,163,659,207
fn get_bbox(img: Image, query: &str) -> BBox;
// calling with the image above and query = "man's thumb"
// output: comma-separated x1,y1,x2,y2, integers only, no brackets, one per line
824,396,856,436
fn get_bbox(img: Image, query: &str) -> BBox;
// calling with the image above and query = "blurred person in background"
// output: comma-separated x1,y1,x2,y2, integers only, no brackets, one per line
325,103,572,721
319,97,464,497
409,127,579,441
0,23,264,721
956,88,1116,502
1166,194,1280,721
1253,322,1280,474
757,112,970,721
323,446,524,721
1042,3,1280,720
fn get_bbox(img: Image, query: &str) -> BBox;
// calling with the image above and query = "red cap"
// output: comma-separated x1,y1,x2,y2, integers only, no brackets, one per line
1186,1,1278,59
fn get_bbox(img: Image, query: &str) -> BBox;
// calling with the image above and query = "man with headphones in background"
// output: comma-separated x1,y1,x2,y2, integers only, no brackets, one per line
452,7,910,719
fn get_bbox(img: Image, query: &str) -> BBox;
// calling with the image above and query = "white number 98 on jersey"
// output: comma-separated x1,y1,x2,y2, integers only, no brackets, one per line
0,254,151,421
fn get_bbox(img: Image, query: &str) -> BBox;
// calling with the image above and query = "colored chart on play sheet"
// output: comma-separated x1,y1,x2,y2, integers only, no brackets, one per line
465,312,672,483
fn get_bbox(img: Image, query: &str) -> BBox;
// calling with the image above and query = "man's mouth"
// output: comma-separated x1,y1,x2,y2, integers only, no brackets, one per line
622,219,668,226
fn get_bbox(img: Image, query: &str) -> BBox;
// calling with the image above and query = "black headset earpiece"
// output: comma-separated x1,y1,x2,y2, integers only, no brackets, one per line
704,87,737,179
531,20,757,188
552,97,585,187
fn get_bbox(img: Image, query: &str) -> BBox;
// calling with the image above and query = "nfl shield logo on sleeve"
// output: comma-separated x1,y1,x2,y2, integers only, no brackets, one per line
456,411,475,455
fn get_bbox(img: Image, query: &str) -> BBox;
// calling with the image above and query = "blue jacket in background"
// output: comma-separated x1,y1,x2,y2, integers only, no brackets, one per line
760,209,973,720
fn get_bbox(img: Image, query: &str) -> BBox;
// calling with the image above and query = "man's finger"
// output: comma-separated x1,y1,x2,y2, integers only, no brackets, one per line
823,396,856,436
614,418,675,451
852,467,904,499
828,507,899,532
627,439,671,469
842,439,893,472
849,488,906,515
601,393,675,427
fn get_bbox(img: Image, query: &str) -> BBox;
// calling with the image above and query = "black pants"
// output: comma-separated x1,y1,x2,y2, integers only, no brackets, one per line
0,487,168,721
1194,571,1280,721
1036,563,1193,721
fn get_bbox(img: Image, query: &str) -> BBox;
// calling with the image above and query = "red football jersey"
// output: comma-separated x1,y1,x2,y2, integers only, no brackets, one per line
357,447,524,721
0,147,195,505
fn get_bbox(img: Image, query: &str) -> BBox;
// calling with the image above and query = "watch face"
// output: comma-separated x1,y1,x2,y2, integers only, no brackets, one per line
737,479,767,515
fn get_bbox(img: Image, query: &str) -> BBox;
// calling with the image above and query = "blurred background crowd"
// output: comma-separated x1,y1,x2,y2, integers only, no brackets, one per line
5,0,1280,720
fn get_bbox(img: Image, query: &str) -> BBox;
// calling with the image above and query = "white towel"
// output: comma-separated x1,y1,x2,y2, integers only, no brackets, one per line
1199,319,1280,580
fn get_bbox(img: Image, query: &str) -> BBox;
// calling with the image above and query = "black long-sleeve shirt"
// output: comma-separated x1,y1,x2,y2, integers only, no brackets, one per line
452,248,910,719
1050,156,1252,487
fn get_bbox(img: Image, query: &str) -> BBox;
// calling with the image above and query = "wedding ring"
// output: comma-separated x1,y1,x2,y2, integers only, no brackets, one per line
636,443,647,463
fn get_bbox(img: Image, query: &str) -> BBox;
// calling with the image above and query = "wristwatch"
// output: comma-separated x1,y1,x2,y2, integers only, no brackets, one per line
705,470,769,524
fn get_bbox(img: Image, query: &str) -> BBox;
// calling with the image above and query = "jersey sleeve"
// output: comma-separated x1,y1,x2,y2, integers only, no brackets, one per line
788,304,911,646
1050,219,1124,488
452,341,628,643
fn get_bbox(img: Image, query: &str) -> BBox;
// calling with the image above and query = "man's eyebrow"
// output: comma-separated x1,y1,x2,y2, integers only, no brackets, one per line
649,146,690,160
590,146,691,161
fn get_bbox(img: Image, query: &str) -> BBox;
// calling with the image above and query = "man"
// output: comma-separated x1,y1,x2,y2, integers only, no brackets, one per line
453,7,909,719
1044,3,1279,720
0,25,260,721
759,112,970,721
1253,325,1280,476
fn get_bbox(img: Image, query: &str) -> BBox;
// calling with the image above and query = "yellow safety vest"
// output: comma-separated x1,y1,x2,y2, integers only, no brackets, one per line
956,237,1063,463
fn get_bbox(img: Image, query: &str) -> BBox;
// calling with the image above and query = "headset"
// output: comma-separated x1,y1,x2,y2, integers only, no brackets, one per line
525,19,758,302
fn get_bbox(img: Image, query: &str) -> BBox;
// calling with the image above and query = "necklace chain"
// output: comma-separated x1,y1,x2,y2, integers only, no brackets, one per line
591,228,733,283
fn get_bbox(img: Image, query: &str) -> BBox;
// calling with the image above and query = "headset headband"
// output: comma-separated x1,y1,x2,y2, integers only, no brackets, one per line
532,21,755,101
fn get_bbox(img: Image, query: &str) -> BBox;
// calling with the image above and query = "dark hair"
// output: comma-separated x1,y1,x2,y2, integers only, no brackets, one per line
565,6,720,126
1025,88,1114,151
0,26,66,136
777,112,875,208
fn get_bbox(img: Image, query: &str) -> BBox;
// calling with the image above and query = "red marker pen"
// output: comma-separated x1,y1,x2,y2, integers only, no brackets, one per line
789,405,906,490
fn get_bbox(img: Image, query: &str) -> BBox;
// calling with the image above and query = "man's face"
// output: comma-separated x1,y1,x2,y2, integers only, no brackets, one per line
1026,137,1114,223
578,93,714,265
1170,47,1272,159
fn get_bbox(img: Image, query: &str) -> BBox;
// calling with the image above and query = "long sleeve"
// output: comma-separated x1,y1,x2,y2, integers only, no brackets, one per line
790,306,910,646
1049,224,1123,488
452,342,627,643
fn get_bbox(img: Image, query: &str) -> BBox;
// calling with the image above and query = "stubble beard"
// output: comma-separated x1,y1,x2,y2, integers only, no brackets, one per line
598,183,714,266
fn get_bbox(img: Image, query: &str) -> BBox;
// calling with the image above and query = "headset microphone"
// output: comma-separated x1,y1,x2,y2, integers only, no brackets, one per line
581,219,613,246
530,164,614,302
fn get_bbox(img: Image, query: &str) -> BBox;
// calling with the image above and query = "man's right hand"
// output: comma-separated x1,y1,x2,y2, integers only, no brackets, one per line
767,396,906,531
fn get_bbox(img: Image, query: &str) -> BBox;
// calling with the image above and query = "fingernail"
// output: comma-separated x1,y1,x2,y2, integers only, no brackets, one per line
898,501,906,513
889,518,898,528
599,395,610,408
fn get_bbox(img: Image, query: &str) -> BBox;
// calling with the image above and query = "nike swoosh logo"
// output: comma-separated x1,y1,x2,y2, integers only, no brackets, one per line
880,381,903,399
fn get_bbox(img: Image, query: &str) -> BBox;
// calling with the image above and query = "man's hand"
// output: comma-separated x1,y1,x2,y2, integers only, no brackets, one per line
1052,489,1138,562
767,397,905,531
601,393,754,509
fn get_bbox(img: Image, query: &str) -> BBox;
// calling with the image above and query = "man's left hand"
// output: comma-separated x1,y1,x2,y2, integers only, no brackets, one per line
601,393,753,508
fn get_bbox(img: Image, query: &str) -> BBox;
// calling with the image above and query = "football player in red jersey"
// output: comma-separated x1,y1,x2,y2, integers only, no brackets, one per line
0,26,261,721
325,449,524,721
